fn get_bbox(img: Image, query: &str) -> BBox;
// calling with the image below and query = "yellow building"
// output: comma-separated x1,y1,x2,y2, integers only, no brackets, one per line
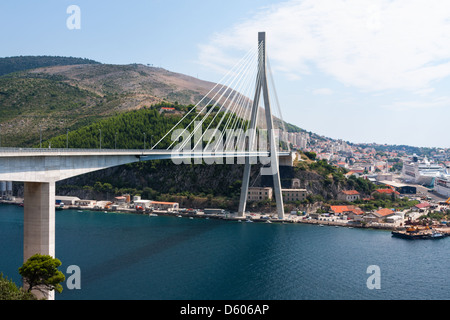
247,187,273,202
282,189,307,202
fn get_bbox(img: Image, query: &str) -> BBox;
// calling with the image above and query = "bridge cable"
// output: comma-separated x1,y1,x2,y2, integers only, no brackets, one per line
267,54,289,152
151,45,257,150
210,47,260,152
193,44,260,151
174,45,259,151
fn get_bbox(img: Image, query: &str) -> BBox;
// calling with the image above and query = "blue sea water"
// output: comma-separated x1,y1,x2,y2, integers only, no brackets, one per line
1,203,450,300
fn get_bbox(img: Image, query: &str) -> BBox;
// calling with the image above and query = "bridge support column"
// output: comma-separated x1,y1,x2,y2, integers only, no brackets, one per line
238,31,285,220
23,181,56,300
238,158,252,218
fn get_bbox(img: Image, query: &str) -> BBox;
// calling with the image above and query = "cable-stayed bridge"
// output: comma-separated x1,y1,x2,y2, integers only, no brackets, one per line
0,32,294,299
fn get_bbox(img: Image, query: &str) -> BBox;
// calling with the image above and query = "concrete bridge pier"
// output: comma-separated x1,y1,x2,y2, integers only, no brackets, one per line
23,181,56,300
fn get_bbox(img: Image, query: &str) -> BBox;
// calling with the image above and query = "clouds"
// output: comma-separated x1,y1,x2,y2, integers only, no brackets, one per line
198,0,450,93
312,88,333,95
382,96,450,111
196,0,450,147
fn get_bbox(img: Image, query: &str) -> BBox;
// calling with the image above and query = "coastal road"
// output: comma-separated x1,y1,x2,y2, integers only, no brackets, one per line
416,185,448,203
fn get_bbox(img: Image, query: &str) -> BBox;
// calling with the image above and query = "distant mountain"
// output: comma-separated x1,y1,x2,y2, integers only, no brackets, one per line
0,57,220,147
0,56,101,76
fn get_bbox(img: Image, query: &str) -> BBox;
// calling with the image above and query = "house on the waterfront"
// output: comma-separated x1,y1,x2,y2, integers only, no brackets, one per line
74,199,97,208
114,194,131,204
363,208,396,223
151,201,179,212
55,196,80,206
134,199,152,211
330,205,364,220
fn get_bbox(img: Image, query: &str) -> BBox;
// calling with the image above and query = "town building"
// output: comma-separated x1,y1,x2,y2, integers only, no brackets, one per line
74,199,97,207
330,205,364,220
247,187,273,202
114,196,130,204
282,189,307,202
291,178,301,188
159,106,176,113
151,201,179,212
372,188,400,198
377,181,417,195
413,202,431,212
364,208,396,223
55,196,80,206
337,190,360,202
134,200,152,211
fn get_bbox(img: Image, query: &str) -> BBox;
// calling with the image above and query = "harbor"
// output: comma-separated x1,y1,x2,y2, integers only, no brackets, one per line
3,203,450,300
4,195,450,239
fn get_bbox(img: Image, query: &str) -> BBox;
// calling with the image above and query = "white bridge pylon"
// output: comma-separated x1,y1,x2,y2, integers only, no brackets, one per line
237,32,285,220
151,32,287,220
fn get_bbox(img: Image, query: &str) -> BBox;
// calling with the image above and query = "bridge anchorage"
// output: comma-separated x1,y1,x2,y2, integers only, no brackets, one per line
0,32,291,299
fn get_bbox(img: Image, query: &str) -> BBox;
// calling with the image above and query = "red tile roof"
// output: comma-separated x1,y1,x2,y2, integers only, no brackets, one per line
374,189,400,195
330,205,363,215
151,201,178,205
342,190,360,195
415,202,430,209
375,208,394,217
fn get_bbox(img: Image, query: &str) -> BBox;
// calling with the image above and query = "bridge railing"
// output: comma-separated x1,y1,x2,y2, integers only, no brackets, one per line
0,147,147,153
0,147,290,160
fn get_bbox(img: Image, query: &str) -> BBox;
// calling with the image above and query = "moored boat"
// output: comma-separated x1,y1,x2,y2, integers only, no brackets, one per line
392,227,448,240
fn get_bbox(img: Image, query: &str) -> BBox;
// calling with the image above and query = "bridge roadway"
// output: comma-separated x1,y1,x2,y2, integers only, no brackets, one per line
0,148,291,183
0,147,292,299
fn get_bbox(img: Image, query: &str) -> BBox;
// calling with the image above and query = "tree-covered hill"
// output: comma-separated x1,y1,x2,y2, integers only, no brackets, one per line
0,56,100,76
41,102,247,150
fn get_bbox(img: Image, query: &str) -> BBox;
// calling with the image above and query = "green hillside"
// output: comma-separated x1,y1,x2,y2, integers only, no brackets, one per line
42,102,247,149
0,56,221,147
0,76,122,147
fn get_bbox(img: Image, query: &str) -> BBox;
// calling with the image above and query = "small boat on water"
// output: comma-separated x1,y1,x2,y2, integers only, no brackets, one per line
246,219,254,223
149,213,158,217
266,220,272,224
430,231,446,239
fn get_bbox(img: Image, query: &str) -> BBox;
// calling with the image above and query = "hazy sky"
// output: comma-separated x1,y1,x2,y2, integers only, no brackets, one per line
2,0,450,148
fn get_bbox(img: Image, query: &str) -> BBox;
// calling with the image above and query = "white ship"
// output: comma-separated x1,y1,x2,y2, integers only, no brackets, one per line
401,156,445,186
434,173,450,197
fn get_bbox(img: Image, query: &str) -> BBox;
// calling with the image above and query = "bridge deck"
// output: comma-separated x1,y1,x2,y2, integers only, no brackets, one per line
0,148,290,158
